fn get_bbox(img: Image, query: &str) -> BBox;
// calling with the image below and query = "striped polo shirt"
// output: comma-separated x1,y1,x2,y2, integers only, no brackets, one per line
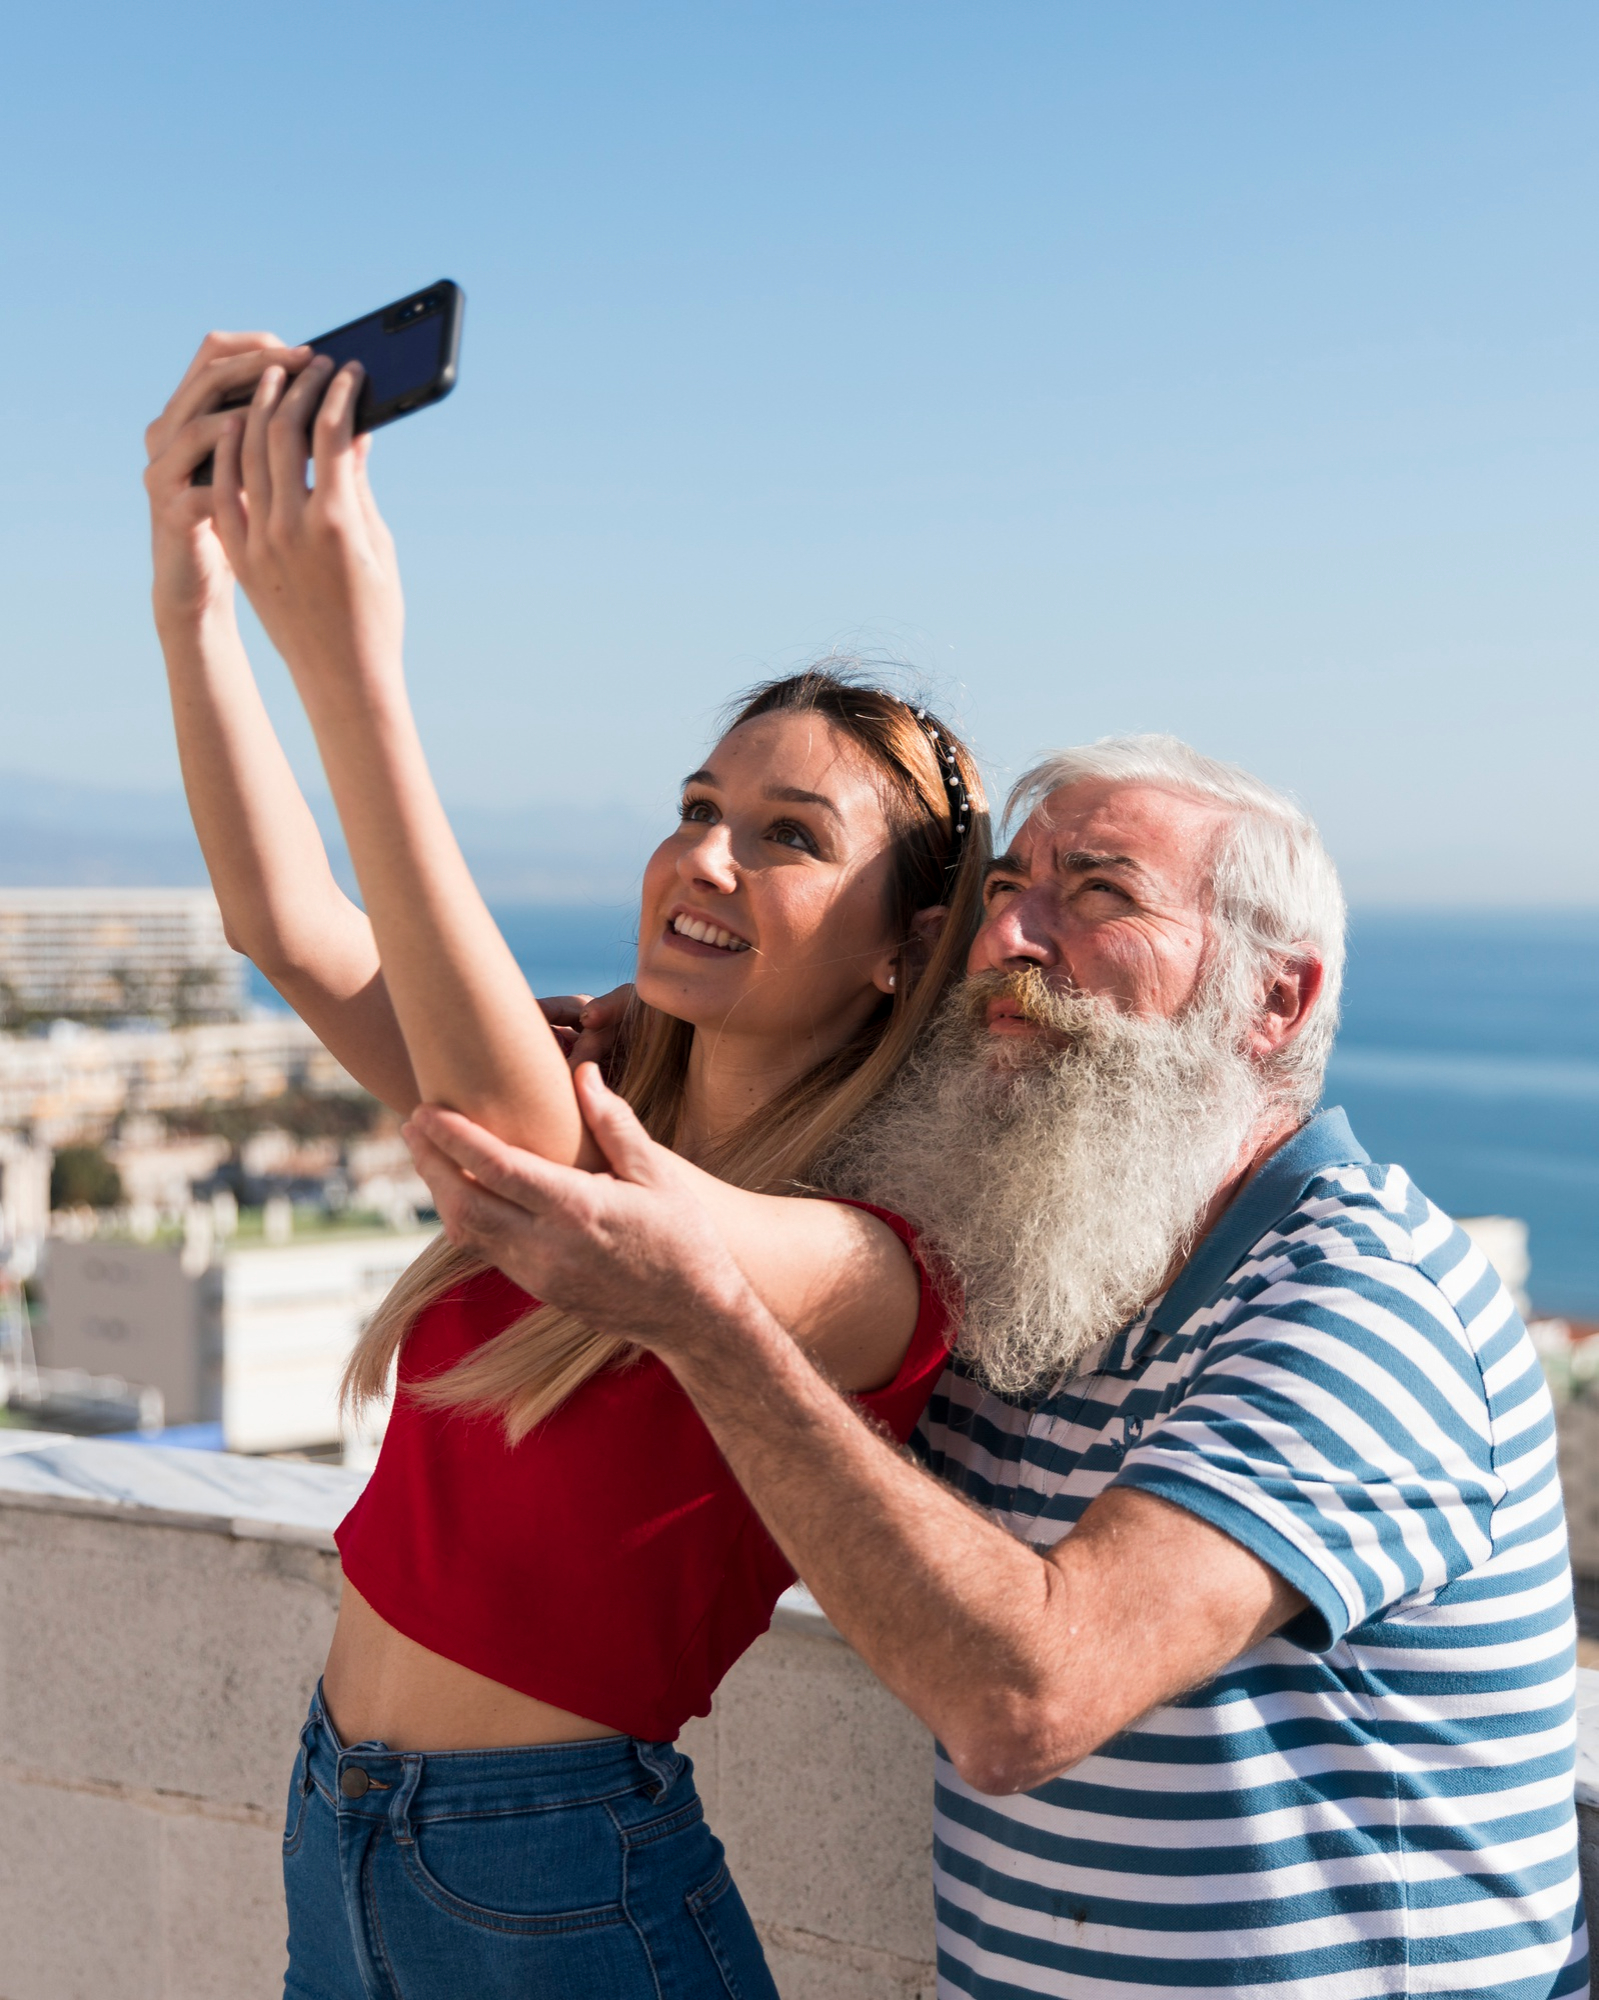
916,1108,1587,1999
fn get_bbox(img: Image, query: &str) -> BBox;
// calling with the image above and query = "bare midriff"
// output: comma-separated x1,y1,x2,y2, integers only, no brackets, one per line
322,1583,625,1752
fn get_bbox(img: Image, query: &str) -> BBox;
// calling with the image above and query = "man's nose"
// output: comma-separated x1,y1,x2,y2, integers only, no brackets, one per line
968,890,1062,974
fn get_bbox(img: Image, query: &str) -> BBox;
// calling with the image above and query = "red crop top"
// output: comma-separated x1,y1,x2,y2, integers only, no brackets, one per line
335,1203,952,1742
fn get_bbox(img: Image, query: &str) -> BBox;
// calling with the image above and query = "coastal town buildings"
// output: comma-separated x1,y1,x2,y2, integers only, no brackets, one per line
0,887,244,1023
0,1013,354,1145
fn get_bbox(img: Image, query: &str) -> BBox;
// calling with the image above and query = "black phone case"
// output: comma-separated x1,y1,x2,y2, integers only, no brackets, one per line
337,279,465,435
191,280,464,485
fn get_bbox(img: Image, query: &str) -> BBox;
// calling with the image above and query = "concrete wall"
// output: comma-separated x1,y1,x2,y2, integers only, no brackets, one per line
0,1497,331,2000
1,1435,1594,2000
0,1439,934,2000
680,1607,936,2000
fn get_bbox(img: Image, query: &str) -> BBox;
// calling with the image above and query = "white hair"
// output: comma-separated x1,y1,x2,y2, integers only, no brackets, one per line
1007,736,1346,1113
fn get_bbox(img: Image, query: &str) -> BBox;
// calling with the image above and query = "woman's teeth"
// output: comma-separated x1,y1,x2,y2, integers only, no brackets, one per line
672,914,750,953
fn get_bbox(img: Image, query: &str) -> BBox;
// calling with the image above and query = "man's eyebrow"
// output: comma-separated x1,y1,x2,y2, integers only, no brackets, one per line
1060,850,1149,882
984,852,1027,880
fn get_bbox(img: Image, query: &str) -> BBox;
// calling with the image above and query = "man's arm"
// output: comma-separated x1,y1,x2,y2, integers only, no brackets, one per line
637,1292,1302,1794
404,1076,1305,1795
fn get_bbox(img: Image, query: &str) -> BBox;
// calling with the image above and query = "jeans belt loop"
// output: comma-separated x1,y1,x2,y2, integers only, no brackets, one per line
388,1755,425,1847
635,1739,681,1802
298,1708,321,1795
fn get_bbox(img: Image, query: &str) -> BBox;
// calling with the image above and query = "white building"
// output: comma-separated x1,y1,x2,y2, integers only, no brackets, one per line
0,887,245,1022
37,1224,436,1454
0,1130,50,1250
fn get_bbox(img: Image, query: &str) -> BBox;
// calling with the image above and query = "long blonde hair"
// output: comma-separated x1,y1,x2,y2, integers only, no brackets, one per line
342,666,990,1442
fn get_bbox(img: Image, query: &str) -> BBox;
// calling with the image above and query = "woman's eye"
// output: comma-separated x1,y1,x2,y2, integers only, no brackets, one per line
767,819,818,854
679,797,718,825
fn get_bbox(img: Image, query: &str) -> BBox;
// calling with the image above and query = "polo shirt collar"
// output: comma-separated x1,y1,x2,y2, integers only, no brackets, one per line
1110,1107,1369,1370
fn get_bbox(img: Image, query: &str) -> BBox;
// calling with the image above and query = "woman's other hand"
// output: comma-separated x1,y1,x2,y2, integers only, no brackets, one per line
538,985,635,1072
210,354,405,715
143,333,310,631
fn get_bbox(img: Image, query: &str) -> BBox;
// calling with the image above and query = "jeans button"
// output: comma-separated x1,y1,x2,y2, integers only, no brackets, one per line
339,1765,371,1799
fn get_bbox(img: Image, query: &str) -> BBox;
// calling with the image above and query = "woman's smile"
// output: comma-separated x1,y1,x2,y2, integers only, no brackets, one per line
665,907,754,955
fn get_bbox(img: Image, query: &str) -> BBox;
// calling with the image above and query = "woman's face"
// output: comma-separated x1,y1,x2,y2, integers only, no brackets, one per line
635,711,903,1050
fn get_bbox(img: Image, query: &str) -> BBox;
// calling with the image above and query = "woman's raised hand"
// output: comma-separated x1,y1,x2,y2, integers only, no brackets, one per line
143,332,310,631
209,352,406,718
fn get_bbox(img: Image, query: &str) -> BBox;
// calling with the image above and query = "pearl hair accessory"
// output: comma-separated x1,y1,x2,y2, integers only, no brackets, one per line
913,706,972,887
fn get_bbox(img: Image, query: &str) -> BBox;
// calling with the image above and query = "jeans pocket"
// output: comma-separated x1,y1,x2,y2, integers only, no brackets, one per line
686,1860,778,2000
399,1800,630,1934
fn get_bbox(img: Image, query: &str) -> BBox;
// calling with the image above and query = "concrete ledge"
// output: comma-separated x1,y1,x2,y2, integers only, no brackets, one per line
0,1434,1591,2000
0,1437,935,1999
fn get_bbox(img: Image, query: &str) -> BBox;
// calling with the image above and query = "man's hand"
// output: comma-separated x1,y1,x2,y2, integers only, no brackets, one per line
404,1063,748,1354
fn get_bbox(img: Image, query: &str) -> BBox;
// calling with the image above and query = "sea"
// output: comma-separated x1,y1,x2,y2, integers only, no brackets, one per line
259,905,1599,1322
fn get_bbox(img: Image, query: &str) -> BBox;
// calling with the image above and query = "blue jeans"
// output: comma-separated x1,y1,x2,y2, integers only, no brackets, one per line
283,1684,778,1999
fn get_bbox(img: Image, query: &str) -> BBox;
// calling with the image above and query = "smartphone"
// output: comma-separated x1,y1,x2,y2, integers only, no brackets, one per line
192,280,464,485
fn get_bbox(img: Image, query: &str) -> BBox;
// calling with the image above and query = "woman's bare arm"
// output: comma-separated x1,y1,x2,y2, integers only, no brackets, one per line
208,355,590,1166
194,359,919,1378
158,610,419,1111
144,334,418,1111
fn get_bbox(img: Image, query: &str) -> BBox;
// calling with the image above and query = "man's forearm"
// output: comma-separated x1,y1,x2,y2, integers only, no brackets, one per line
666,1291,1071,1788
399,1084,1303,1794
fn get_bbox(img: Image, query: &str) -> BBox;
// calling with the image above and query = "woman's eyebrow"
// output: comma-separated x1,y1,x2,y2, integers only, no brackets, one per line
766,786,840,819
680,772,840,820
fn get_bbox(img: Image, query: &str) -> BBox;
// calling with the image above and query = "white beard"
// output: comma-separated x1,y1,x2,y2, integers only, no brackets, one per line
819,969,1269,1396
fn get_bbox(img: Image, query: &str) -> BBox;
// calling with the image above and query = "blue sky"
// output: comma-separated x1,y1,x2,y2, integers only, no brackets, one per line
2,2,1594,903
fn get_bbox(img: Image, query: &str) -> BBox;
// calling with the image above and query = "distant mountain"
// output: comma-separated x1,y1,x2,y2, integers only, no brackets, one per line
0,773,657,902
0,775,209,886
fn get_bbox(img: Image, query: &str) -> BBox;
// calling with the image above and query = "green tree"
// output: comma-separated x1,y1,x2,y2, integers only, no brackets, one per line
167,1088,383,1147
50,1146,125,1211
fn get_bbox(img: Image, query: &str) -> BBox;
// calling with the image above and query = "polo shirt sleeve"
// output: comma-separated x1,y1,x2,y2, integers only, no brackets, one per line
1110,1250,1507,1652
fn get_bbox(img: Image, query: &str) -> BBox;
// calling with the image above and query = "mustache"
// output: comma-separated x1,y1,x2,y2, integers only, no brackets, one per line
958,965,1128,1044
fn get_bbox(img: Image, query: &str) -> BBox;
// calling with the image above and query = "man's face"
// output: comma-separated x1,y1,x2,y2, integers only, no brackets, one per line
967,780,1229,1037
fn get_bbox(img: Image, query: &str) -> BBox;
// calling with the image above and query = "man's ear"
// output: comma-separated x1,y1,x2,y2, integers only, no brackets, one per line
874,906,948,997
911,905,949,950
903,905,949,987
1252,955,1325,1058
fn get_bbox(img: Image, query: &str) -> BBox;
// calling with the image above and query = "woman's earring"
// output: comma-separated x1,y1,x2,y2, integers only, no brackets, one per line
887,972,897,991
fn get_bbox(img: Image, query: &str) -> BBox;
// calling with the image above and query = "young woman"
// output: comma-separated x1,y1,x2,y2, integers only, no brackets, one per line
143,334,988,2000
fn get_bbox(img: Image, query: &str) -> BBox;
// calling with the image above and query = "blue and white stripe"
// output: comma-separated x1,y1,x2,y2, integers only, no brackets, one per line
917,1109,1587,1998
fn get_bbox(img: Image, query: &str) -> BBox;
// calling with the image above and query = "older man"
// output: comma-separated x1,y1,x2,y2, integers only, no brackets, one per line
408,737,1587,2000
